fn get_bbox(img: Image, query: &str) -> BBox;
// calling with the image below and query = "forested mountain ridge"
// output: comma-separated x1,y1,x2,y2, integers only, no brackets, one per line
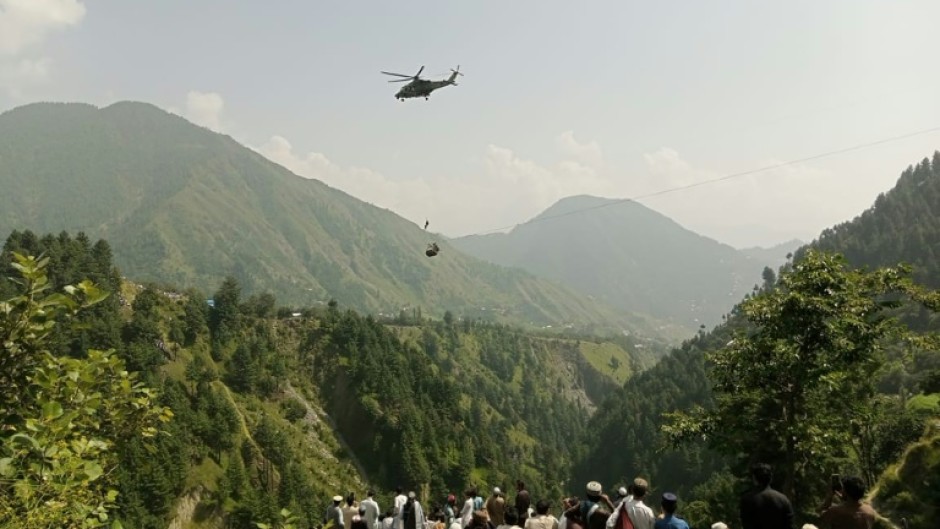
0,101,670,339
573,152,940,528
452,195,789,330
809,152,940,288
0,230,649,529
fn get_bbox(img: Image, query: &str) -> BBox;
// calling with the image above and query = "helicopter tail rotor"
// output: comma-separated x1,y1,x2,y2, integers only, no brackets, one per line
447,65,464,85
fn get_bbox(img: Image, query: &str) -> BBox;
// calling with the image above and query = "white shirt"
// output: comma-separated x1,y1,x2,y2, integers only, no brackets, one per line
460,498,474,528
605,498,654,529
362,498,381,529
395,495,408,515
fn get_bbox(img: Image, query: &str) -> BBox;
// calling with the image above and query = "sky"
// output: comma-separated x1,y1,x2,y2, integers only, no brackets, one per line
2,0,940,248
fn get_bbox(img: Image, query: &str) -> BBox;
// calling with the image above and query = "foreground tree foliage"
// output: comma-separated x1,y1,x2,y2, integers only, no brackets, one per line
0,253,171,528
665,249,940,516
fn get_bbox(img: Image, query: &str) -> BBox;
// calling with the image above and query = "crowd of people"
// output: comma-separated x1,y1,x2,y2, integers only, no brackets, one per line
323,466,884,529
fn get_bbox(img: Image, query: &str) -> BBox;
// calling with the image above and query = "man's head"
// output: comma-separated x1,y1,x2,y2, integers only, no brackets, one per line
841,476,867,502
465,489,474,498
368,490,375,498
585,481,602,499
750,463,773,487
536,500,551,515
616,487,628,499
493,487,502,497
632,478,648,500
660,492,677,515
447,494,456,505
334,495,344,505
347,492,356,505
397,486,404,495
517,480,526,491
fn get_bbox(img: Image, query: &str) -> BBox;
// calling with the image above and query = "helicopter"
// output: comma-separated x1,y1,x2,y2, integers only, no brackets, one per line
381,65,463,101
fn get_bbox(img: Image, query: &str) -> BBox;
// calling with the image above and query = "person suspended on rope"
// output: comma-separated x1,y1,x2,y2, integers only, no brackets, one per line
426,242,440,257
424,219,430,230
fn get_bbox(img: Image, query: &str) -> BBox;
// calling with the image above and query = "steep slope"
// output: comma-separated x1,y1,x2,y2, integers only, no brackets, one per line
872,420,940,529
573,152,940,508
1,231,651,528
453,195,778,329
0,102,662,336
809,153,940,288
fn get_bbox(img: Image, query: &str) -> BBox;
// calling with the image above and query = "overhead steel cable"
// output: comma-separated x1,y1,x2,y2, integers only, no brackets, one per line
470,124,940,236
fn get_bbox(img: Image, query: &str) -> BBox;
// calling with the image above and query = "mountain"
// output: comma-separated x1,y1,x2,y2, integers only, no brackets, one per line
809,153,940,289
740,238,803,265
572,151,940,527
453,195,780,330
0,101,666,337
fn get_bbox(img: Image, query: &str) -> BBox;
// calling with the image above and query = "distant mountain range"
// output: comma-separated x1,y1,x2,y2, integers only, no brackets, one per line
740,238,803,264
453,196,799,329
0,101,673,338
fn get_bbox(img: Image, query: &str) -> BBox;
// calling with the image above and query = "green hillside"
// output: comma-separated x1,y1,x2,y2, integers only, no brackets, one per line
872,420,940,527
572,152,940,527
0,101,669,339
453,195,784,330
0,232,648,528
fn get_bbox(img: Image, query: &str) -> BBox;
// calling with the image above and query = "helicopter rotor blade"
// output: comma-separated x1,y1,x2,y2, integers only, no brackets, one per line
415,65,424,77
381,71,414,77
388,78,413,83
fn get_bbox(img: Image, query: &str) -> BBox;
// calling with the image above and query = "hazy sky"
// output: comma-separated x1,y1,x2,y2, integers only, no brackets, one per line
2,0,940,248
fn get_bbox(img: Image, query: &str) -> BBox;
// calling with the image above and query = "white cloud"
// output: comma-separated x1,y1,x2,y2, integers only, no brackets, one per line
636,148,854,247
212,91,865,248
0,0,85,56
183,91,225,132
0,0,84,98
255,133,623,237
556,130,604,168
0,56,50,97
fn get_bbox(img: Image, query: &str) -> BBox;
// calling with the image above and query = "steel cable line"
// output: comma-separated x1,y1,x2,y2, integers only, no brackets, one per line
470,124,940,236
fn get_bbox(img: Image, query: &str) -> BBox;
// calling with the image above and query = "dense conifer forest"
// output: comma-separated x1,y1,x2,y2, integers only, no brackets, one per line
1,231,650,528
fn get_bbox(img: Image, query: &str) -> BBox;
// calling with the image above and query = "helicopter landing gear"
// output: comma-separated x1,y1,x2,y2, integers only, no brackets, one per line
425,97,429,100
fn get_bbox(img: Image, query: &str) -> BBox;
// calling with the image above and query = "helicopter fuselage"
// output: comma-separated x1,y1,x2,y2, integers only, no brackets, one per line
395,79,453,100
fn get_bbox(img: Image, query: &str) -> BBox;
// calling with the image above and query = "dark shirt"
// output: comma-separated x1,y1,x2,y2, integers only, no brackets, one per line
739,486,794,529
516,490,531,519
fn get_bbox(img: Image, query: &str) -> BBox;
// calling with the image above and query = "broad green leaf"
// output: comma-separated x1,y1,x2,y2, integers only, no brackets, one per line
84,461,104,482
0,457,14,477
42,400,64,419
